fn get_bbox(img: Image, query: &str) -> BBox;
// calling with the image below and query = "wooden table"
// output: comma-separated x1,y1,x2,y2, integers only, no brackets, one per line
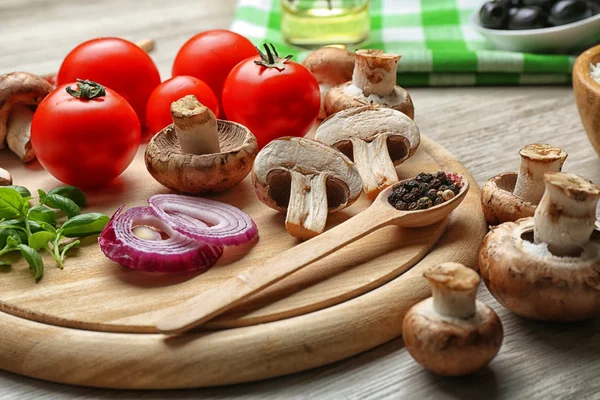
1,1,599,399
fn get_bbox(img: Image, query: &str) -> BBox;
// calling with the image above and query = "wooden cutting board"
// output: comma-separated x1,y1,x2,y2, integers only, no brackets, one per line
0,135,486,388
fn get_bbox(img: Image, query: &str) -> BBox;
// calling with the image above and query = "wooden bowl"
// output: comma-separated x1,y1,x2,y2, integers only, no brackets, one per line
573,44,600,157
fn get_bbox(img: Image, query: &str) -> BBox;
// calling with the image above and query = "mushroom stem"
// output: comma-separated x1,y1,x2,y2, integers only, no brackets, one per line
534,172,600,257
351,50,400,97
170,95,220,155
513,143,567,204
0,167,12,186
351,135,400,199
6,104,35,163
424,262,479,319
285,171,328,240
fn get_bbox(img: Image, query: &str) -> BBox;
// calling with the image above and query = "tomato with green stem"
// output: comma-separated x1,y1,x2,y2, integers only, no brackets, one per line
31,79,141,188
222,43,320,149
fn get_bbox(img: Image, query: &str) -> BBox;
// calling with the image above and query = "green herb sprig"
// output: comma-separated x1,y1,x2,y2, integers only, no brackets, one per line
0,185,109,281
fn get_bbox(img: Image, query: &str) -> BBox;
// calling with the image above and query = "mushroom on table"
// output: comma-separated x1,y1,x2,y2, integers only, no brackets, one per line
0,167,12,186
403,262,503,376
480,171,600,321
324,49,414,119
481,143,567,225
0,72,53,163
252,136,362,240
316,106,420,200
145,95,258,194
302,47,355,120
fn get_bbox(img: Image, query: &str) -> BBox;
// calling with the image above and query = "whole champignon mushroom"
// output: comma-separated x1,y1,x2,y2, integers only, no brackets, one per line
316,106,420,200
324,49,414,119
481,143,567,225
252,136,362,240
402,262,503,376
0,72,53,163
145,95,258,194
480,172,600,321
0,167,12,186
302,47,355,119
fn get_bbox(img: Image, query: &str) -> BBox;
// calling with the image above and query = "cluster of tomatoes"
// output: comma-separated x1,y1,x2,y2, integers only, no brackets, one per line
32,30,320,187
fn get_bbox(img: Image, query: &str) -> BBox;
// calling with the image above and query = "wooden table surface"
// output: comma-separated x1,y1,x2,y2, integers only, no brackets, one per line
1,1,599,399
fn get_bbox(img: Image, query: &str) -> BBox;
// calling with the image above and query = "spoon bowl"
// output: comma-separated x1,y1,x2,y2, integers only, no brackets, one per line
156,171,469,334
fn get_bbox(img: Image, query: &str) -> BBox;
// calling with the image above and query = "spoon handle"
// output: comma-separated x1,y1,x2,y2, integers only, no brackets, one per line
156,205,396,334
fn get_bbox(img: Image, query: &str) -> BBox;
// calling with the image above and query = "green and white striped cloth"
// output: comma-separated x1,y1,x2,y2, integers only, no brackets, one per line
231,0,577,86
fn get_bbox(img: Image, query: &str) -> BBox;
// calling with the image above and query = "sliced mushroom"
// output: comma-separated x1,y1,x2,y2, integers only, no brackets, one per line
0,72,53,163
145,95,258,194
303,47,355,119
324,49,414,119
0,167,12,186
480,172,600,321
252,137,362,240
316,106,420,200
402,262,503,376
481,143,567,225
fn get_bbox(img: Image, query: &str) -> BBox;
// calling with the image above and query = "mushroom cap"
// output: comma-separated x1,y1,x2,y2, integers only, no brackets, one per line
520,143,567,163
481,172,536,225
252,136,362,212
479,217,600,321
402,297,503,376
145,120,258,194
324,81,414,120
315,106,420,164
0,167,12,186
0,72,52,150
302,47,355,85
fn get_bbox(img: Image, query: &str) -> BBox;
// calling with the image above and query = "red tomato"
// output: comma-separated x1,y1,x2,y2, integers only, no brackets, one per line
31,80,141,188
172,30,258,113
222,45,320,148
56,38,160,129
146,76,219,135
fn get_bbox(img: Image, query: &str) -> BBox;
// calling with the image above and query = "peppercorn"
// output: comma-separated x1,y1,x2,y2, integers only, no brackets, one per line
387,171,462,210
439,185,449,191
434,197,444,206
417,197,433,209
415,172,434,183
442,189,455,201
426,189,438,201
408,202,419,210
430,178,442,189
448,183,460,194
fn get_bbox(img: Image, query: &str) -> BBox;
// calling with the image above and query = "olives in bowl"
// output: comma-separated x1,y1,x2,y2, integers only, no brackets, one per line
479,0,599,30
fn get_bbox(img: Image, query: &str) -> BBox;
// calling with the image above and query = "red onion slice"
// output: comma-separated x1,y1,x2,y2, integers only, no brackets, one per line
99,206,223,273
148,194,258,246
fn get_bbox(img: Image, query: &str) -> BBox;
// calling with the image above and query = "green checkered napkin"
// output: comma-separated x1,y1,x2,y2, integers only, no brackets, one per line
231,0,576,86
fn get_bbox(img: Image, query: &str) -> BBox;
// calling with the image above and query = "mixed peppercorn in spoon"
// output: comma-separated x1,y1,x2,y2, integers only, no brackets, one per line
388,172,462,211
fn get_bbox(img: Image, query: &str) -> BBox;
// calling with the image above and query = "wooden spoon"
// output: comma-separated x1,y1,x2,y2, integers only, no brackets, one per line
156,173,469,334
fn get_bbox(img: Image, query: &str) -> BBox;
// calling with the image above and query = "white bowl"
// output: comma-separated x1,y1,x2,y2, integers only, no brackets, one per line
470,10,600,53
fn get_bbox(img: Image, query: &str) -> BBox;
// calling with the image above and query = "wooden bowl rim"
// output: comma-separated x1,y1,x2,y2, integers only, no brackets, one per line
573,44,600,96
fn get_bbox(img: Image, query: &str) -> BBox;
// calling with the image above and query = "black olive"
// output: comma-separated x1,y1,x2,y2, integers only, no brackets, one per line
480,1,509,29
495,0,523,6
509,7,520,16
507,6,549,29
549,0,592,25
590,1,600,14
523,0,557,11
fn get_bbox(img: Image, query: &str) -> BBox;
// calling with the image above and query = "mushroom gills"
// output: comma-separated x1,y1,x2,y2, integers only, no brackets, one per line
351,135,409,200
6,104,35,163
285,171,329,240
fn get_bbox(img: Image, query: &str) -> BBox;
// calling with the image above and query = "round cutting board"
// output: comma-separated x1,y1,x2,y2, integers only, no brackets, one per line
0,135,486,389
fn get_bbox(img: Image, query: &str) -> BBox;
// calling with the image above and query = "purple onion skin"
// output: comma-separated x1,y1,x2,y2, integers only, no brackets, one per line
98,206,223,273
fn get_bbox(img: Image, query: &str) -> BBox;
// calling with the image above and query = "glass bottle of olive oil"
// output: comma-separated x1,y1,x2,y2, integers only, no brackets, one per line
280,0,370,48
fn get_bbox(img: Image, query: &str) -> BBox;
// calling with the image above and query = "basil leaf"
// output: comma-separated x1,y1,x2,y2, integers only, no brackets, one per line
6,235,20,248
17,244,43,281
7,185,31,198
48,186,87,207
30,220,56,235
28,205,57,226
0,188,25,219
0,219,25,228
60,213,109,238
0,228,26,248
42,194,80,218
28,231,55,251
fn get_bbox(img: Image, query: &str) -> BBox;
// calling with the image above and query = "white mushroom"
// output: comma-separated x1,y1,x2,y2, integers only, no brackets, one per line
145,95,258,194
402,263,503,376
324,49,414,119
479,172,600,321
0,167,12,186
481,143,567,225
0,72,53,163
316,106,420,199
302,47,355,119
252,137,362,240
